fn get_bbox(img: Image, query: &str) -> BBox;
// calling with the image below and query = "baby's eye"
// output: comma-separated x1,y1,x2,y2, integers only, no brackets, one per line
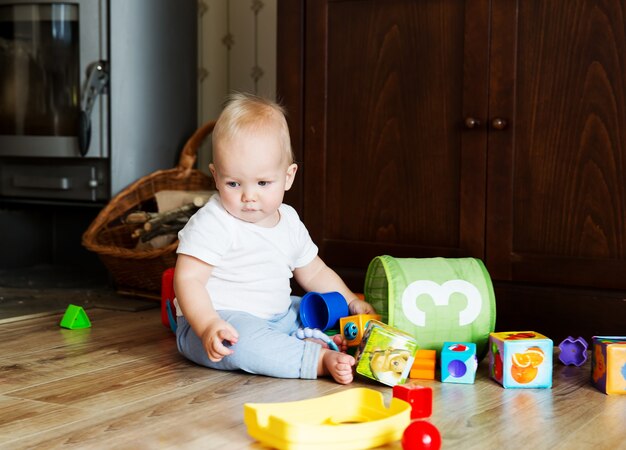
226,181,239,188
258,181,270,187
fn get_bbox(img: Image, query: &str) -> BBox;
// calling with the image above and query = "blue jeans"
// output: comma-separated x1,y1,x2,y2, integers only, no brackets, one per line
176,296,321,379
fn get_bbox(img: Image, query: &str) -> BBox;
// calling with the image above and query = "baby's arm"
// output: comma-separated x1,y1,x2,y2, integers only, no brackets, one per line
293,256,376,315
174,254,239,361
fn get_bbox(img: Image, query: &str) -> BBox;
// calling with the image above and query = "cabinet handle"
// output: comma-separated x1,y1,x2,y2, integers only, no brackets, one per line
491,117,508,130
464,117,481,129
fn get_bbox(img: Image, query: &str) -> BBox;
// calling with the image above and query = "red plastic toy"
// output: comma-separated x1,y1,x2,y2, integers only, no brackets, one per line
401,420,441,450
161,268,176,332
393,383,433,419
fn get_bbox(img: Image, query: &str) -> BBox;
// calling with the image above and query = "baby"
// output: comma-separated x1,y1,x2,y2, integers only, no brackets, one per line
173,92,376,384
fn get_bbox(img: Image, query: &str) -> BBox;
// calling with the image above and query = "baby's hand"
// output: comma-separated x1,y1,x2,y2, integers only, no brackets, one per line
201,317,239,362
349,298,376,315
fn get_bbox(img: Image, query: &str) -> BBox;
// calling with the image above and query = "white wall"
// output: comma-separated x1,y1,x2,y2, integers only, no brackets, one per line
196,0,277,173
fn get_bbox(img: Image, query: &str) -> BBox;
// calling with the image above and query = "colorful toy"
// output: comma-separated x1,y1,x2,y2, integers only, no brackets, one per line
488,331,553,388
299,291,349,331
401,420,441,450
409,350,437,380
393,383,433,419
340,313,381,346
558,336,588,366
292,327,339,351
244,387,411,450
364,256,496,358
591,336,626,395
59,304,91,329
161,268,177,332
441,342,477,384
354,320,419,386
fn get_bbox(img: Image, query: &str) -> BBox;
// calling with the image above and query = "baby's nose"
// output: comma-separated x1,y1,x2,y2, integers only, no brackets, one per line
242,187,256,202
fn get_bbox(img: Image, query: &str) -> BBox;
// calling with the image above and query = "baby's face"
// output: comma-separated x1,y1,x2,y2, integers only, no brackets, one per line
210,128,296,227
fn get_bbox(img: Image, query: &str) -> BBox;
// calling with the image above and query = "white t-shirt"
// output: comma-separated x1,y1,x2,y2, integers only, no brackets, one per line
175,194,318,319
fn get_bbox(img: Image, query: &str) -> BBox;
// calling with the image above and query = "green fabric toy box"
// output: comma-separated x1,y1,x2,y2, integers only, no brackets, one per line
364,256,496,358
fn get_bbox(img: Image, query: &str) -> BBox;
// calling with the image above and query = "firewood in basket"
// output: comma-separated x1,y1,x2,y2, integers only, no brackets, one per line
137,222,187,242
126,202,200,226
125,211,159,224
127,202,200,239
142,202,198,231
193,195,208,207
131,219,185,239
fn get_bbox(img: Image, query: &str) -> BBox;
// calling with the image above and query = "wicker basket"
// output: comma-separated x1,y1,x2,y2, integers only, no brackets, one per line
82,120,216,298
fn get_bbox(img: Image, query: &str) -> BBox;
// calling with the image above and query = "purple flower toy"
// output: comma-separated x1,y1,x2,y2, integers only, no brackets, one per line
558,336,588,366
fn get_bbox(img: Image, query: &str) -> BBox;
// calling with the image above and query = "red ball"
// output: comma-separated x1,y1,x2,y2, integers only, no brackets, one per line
401,420,441,450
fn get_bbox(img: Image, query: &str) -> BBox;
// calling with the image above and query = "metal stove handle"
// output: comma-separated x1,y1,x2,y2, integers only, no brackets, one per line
79,60,109,156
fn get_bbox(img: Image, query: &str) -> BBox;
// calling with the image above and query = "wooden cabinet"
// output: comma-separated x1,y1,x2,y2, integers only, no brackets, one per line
487,1,626,288
278,0,626,339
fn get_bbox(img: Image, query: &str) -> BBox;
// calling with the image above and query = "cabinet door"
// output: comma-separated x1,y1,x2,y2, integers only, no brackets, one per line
487,0,626,289
299,0,491,274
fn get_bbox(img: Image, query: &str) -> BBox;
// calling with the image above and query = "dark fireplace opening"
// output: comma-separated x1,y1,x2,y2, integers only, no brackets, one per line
0,202,109,288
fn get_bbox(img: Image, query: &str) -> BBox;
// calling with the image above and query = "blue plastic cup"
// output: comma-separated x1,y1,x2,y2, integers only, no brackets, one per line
299,291,349,331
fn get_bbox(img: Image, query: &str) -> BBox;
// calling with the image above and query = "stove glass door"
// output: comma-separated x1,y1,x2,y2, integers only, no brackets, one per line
0,4,79,137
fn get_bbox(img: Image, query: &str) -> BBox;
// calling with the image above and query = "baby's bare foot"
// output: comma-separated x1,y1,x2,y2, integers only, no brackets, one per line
318,349,355,384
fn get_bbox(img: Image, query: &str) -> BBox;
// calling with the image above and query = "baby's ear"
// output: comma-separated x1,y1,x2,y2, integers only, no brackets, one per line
285,163,298,190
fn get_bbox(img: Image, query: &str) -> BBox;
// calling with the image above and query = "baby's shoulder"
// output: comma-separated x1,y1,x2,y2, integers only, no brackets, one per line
279,203,302,223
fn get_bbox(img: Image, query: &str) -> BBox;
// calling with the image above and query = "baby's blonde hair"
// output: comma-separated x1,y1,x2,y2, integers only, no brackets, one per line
212,92,294,164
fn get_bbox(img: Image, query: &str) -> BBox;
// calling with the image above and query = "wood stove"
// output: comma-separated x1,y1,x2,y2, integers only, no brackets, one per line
0,0,197,278
0,0,197,203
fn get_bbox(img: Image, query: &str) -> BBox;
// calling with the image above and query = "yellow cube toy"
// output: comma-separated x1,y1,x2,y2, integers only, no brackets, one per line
592,336,626,395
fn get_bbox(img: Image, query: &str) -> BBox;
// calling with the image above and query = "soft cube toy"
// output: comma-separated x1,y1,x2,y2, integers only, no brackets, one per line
488,331,552,388
340,314,382,346
354,320,419,387
591,336,626,395
441,342,477,384
364,256,496,359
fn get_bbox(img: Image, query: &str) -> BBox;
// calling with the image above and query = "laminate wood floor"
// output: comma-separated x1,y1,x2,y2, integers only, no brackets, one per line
0,308,623,449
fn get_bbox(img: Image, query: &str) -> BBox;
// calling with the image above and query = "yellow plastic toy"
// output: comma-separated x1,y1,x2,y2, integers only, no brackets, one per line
244,387,411,450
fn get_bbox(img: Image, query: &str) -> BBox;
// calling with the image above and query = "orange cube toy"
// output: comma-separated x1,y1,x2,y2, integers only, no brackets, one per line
340,314,381,346
410,349,437,380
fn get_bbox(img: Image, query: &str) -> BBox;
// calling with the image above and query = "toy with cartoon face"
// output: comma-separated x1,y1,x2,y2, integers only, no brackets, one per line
354,320,419,386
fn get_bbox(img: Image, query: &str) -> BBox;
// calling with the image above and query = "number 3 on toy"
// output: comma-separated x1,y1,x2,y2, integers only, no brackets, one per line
401,280,482,327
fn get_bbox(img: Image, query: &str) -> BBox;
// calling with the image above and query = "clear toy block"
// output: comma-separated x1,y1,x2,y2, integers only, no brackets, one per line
354,320,419,387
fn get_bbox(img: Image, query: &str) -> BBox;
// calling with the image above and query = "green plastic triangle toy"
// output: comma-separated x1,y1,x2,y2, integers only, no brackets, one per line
60,304,91,329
